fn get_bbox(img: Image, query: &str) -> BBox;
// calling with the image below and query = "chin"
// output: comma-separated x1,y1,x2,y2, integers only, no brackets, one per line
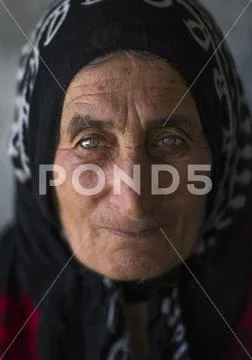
96,251,177,281
74,232,186,281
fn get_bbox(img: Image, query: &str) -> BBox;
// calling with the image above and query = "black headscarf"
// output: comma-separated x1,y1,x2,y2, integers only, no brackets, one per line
1,0,252,359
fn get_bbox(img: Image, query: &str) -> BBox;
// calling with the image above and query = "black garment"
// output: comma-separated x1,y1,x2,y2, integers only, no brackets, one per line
1,1,252,359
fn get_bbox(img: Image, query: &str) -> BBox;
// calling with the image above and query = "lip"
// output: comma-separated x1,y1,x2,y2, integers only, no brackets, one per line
99,226,165,238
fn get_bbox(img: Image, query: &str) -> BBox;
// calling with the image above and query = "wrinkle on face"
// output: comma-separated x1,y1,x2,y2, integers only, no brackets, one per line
62,57,199,141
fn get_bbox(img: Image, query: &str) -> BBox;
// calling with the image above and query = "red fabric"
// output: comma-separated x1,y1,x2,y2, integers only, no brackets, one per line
0,293,41,360
222,285,252,359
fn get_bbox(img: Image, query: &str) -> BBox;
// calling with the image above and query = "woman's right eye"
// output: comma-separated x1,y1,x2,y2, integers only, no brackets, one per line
78,135,105,151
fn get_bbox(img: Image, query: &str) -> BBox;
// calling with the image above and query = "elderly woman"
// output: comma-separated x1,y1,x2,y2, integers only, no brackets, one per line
1,0,252,359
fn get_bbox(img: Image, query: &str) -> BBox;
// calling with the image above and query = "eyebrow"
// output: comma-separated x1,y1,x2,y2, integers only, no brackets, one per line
67,113,198,140
67,115,113,140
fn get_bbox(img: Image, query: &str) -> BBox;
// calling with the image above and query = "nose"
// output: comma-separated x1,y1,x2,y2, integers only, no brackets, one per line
109,148,156,220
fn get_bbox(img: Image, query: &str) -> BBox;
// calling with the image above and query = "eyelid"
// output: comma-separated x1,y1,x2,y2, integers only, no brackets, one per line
167,127,194,142
149,126,190,142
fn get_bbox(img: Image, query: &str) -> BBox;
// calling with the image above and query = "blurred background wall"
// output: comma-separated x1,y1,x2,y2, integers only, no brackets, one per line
0,0,252,230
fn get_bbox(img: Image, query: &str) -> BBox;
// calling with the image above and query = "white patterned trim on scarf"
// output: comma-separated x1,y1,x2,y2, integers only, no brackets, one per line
8,0,71,182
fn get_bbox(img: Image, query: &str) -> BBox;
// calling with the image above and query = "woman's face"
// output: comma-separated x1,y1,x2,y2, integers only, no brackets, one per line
54,55,212,281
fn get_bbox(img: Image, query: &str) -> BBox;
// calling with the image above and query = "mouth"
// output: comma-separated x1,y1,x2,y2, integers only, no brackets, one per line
99,225,166,238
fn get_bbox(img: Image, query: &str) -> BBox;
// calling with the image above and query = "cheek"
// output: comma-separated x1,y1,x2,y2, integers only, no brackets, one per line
53,151,100,226
159,160,208,229
156,159,189,194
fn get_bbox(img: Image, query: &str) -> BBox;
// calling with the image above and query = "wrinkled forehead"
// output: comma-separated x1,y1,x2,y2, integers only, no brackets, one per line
66,54,187,93
61,54,201,123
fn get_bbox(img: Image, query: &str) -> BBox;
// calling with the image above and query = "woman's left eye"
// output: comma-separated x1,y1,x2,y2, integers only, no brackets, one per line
156,135,183,148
